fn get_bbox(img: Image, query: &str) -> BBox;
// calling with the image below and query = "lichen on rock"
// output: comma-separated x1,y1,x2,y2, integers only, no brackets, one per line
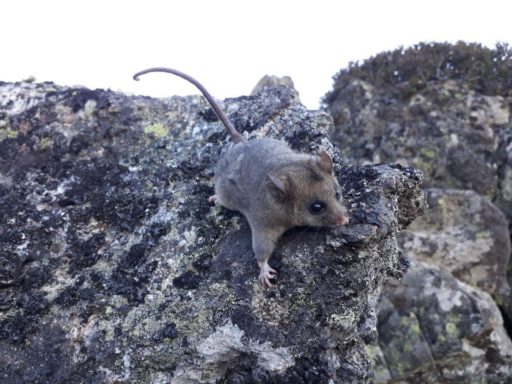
324,42,512,383
400,189,511,299
377,261,512,382
0,79,424,383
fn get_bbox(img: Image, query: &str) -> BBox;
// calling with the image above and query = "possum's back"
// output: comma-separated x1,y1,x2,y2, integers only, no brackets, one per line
214,138,301,211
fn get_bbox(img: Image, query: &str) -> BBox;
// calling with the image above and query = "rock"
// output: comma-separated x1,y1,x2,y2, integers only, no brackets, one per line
374,261,512,383
0,80,424,383
324,42,512,222
324,42,512,382
399,189,511,299
251,75,300,103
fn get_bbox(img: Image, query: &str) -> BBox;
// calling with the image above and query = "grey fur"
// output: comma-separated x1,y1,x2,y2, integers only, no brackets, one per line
134,69,349,287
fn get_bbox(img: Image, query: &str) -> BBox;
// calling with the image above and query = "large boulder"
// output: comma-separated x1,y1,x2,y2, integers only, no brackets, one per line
324,42,512,382
324,42,512,222
0,80,424,383
373,261,512,383
399,188,511,299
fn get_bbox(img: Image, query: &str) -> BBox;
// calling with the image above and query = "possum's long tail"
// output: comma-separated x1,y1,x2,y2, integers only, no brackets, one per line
133,67,245,144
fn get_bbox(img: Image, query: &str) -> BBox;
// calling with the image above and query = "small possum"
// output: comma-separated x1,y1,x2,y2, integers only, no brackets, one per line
133,67,349,287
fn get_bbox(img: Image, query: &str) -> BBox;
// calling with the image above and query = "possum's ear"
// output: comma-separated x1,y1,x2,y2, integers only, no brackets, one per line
267,173,292,199
316,150,333,173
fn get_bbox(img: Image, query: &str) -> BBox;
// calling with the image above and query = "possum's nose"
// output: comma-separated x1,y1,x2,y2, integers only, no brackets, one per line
335,213,349,225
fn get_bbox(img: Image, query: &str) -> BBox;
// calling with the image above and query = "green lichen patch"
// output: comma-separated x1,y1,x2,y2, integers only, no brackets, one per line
0,126,19,141
144,123,169,138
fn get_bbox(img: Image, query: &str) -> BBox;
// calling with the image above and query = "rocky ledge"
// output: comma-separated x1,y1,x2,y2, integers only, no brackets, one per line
0,79,423,383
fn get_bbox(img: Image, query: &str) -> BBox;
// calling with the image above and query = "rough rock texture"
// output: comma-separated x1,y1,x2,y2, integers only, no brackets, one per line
400,189,511,299
324,42,512,222
0,80,424,383
324,42,512,382
374,261,512,383
251,75,299,102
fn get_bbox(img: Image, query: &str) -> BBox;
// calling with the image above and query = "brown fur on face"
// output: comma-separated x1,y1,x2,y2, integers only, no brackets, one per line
269,158,348,228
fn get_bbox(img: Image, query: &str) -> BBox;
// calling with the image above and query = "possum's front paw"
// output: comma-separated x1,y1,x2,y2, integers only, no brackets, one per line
258,263,277,288
208,194,219,205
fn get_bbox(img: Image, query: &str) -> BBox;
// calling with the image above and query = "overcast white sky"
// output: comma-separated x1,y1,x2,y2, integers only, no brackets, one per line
2,1,511,108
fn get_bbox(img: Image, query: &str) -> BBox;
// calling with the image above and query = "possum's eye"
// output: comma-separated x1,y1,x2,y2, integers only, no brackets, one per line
309,201,326,214
335,190,340,200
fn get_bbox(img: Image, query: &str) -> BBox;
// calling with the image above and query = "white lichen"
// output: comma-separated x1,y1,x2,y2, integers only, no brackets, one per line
172,321,295,383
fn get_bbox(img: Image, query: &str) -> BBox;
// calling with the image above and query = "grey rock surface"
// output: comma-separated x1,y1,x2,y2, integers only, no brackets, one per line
0,80,424,383
374,261,512,383
324,42,512,383
324,42,512,222
251,75,299,103
400,188,511,299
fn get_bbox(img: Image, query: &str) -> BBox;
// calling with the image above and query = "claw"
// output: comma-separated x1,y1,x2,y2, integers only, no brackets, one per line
258,263,278,288
208,194,219,205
